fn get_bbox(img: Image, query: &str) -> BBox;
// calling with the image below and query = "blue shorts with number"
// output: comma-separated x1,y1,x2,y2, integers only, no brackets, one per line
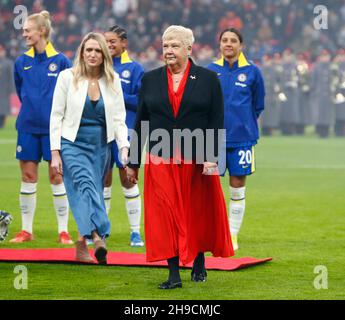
219,145,256,177
16,132,51,162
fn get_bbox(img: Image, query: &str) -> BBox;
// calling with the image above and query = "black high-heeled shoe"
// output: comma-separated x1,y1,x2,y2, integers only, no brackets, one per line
158,280,182,289
191,267,207,282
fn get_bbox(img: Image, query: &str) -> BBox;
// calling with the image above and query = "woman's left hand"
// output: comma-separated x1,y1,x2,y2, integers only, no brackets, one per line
120,147,129,167
126,167,139,184
51,150,63,175
202,162,218,175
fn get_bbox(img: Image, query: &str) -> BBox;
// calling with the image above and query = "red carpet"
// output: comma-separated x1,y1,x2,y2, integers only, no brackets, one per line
0,248,271,270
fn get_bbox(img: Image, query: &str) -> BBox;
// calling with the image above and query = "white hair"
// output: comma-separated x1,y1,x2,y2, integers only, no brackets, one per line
162,25,195,48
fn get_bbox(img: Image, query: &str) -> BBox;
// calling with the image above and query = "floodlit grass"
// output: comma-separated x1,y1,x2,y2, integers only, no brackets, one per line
0,117,344,300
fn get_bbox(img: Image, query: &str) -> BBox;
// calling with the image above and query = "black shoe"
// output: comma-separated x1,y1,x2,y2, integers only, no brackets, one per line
94,247,107,265
158,280,182,289
191,268,207,282
94,240,107,265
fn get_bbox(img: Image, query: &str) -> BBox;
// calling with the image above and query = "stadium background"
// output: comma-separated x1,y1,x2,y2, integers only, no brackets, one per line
1,0,345,62
0,0,344,300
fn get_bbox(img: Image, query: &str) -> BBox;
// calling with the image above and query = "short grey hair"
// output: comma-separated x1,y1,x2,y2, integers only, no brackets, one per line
162,25,195,48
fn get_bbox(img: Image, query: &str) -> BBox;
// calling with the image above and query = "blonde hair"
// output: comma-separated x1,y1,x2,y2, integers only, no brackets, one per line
72,32,115,91
27,10,53,41
162,25,195,48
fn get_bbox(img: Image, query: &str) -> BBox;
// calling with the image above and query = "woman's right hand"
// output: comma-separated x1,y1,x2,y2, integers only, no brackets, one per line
51,150,63,175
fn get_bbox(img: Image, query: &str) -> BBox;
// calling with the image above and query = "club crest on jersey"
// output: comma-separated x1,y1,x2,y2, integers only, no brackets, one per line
238,73,247,82
48,63,58,72
122,70,131,79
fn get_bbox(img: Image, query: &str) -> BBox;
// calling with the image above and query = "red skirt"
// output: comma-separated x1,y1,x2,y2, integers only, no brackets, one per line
144,154,234,264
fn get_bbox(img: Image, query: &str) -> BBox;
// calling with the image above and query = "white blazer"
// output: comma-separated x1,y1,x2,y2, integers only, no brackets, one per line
50,68,130,151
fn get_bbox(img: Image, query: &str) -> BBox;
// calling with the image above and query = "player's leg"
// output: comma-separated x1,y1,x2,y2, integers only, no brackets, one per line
103,141,116,216
48,164,73,244
119,168,144,247
10,132,40,243
229,175,246,250
44,134,72,244
103,168,113,215
10,160,38,242
109,141,144,247
228,146,256,250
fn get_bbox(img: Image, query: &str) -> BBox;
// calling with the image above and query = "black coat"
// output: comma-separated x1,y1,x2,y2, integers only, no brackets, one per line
128,60,224,167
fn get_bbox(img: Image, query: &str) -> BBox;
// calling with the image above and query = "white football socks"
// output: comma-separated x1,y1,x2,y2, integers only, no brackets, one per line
103,187,112,215
20,182,37,234
229,186,246,236
122,185,141,233
51,183,69,234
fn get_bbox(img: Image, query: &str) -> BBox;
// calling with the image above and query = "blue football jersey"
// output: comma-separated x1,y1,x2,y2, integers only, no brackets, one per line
112,51,144,130
207,53,265,147
14,42,72,134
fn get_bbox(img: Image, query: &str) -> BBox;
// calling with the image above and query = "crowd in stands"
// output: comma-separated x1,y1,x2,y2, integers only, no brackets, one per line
1,0,344,67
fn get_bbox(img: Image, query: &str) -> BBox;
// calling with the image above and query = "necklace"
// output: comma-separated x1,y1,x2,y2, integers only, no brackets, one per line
172,74,183,83
88,74,101,86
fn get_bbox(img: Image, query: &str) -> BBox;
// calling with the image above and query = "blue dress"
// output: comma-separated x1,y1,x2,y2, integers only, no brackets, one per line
61,95,111,239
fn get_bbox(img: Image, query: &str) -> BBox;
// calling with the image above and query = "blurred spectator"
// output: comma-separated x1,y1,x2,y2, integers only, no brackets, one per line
140,46,163,71
1,0,344,63
1,0,344,137
218,11,243,31
195,45,214,67
0,44,14,128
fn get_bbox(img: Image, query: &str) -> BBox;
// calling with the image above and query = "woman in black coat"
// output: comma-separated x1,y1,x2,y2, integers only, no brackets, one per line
127,25,234,289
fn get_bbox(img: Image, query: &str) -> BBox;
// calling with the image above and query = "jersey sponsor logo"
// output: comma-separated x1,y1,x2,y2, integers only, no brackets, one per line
17,146,22,153
24,66,32,70
238,73,247,82
48,63,58,72
121,70,131,78
47,73,58,77
120,78,131,84
235,82,247,88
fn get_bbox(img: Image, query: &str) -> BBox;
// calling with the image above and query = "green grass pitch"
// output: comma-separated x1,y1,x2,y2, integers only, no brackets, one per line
0,117,344,300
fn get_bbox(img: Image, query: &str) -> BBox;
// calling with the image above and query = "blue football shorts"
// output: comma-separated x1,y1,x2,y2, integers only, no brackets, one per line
218,145,256,177
16,132,51,162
